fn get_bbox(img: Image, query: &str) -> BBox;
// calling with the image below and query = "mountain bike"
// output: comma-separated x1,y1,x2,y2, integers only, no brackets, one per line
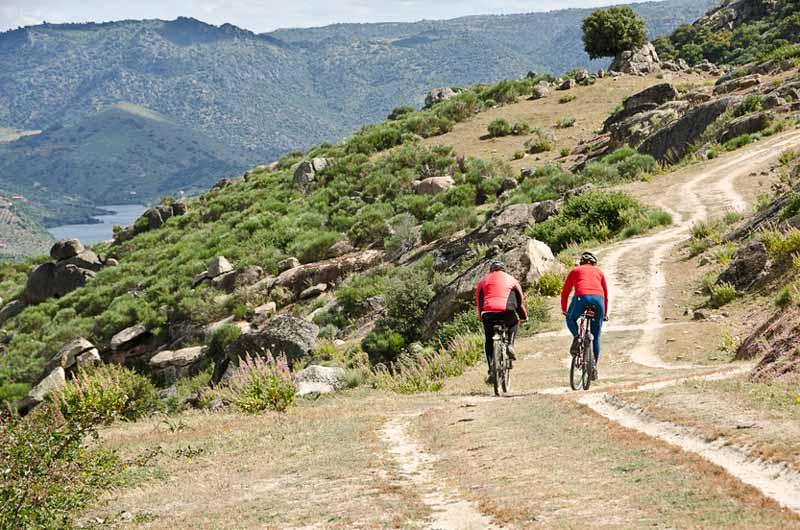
490,324,512,396
569,304,597,391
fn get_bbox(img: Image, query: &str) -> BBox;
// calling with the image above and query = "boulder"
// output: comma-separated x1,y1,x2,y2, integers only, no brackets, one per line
490,201,559,229
149,346,207,380
623,83,679,112
739,306,800,382
564,183,595,200
574,69,590,83
43,338,96,374
684,90,713,105
293,365,347,396
24,262,95,305
425,87,457,108
424,238,562,334
532,83,551,99
610,43,661,76
216,315,319,380
639,96,741,163
278,257,301,272
172,201,189,216
414,176,455,195
762,94,787,110
293,161,316,189
597,69,606,78
254,302,277,318
717,240,769,290
719,112,773,143
61,249,104,272
300,283,328,300
191,272,210,289
274,250,384,297
662,59,689,72
24,367,66,407
144,205,173,231
207,256,234,278
105,258,120,267
0,300,26,325
713,74,762,95
693,60,722,75
50,239,84,261
212,266,264,293
76,349,101,370
558,78,576,91
325,240,356,259
212,178,236,190
111,324,149,351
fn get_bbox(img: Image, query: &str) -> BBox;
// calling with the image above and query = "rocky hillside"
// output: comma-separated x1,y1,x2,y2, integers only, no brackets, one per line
0,0,715,230
654,0,800,66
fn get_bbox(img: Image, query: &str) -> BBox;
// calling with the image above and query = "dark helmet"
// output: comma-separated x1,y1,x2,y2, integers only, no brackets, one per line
580,251,598,265
490,260,506,272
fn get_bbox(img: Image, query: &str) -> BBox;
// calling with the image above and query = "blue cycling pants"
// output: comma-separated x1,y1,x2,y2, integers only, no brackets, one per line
566,295,605,361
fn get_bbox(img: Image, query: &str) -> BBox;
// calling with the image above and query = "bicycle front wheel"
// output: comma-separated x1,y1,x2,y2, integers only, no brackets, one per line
582,336,594,391
569,350,583,391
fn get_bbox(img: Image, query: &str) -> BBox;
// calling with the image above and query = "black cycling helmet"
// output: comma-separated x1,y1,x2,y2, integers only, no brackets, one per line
490,260,506,272
579,251,598,265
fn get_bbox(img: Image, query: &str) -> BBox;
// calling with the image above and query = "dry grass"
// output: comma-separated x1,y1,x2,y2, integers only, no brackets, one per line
414,394,800,529
421,72,707,170
83,390,433,529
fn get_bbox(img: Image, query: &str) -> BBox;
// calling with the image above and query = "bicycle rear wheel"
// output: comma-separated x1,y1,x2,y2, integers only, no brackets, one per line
582,336,594,390
492,338,503,396
500,350,511,394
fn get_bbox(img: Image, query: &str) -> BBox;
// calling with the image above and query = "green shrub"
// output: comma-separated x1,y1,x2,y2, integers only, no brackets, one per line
215,354,296,413
0,383,30,407
434,311,481,348
763,228,800,258
0,407,121,529
536,272,564,296
775,285,795,309
54,365,160,424
487,118,513,138
513,150,526,160
780,193,800,220
207,324,242,362
524,129,555,154
512,122,531,135
723,133,755,151
582,6,648,59
583,161,620,182
779,149,799,167
388,106,414,120
602,147,636,165
560,147,572,157
710,282,737,308
617,154,657,180
287,230,341,263
530,191,668,253
336,272,388,318
421,206,477,243
734,94,765,118
556,116,576,128
559,94,577,104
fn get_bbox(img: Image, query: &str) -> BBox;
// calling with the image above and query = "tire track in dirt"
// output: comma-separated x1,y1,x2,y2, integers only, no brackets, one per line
381,414,505,530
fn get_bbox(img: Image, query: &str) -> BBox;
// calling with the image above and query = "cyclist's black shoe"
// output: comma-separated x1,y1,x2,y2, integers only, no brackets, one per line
570,337,580,356
507,344,517,361
486,372,496,385
591,367,598,381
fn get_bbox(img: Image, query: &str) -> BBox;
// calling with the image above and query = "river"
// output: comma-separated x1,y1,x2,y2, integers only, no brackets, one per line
48,204,147,245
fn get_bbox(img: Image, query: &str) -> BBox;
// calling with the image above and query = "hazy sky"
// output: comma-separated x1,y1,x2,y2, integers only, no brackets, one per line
0,0,634,33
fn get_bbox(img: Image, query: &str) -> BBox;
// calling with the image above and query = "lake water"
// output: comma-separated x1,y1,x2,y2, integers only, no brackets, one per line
48,204,147,245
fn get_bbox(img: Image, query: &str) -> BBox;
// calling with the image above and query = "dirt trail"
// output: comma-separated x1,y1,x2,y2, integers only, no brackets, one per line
381,132,800,527
381,414,504,530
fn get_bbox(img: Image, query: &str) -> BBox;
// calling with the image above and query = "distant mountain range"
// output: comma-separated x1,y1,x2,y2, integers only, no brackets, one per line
0,0,717,225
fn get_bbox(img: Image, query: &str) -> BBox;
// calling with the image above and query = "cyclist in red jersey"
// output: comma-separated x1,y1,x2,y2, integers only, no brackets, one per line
475,261,528,383
560,251,608,380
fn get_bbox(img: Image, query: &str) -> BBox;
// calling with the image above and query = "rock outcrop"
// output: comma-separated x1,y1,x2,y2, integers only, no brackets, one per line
215,315,320,382
713,74,762,95
717,240,769,290
638,96,741,163
609,43,661,76
272,250,384,298
423,237,562,334
42,338,100,375
719,111,773,143
424,87,457,108
736,306,800,383
18,367,66,415
115,202,189,243
24,262,96,305
293,158,330,189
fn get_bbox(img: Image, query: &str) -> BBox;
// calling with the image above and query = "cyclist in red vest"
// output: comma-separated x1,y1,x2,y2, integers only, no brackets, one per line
475,261,528,383
561,251,609,380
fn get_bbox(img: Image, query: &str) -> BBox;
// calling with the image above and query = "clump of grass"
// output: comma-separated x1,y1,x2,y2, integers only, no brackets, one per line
524,128,555,154
487,118,513,138
556,116,576,128
213,353,296,413
710,282,737,308
559,94,576,104
723,133,756,151
754,193,773,213
762,228,800,259
513,150,525,160
733,94,764,118
779,149,799,167
780,192,800,221
712,243,738,266
560,147,571,158
775,285,796,309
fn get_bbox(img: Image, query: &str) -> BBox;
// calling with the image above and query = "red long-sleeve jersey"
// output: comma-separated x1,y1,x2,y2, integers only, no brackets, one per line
560,265,609,313
476,271,528,320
